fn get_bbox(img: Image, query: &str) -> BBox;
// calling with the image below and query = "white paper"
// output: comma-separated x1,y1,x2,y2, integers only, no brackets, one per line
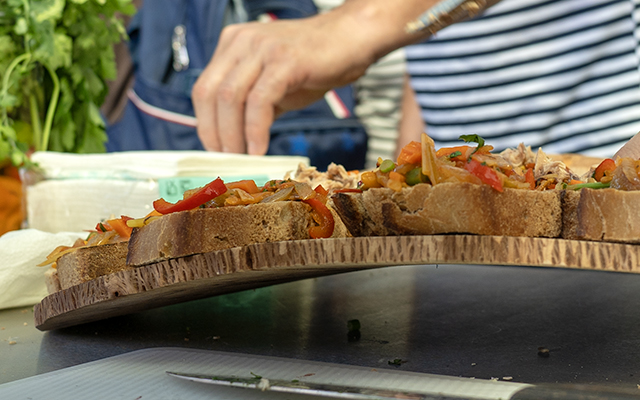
30,150,309,180
0,229,85,310
26,179,159,233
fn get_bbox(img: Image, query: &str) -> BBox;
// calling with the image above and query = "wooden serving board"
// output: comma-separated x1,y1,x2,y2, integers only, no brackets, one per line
34,235,640,331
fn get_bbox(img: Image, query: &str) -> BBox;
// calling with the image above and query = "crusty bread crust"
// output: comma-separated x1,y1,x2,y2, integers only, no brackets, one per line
56,241,130,290
47,200,349,291
44,267,61,294
332,183,563,238
560,189,581,240
571,188,640,243
127,201,319,266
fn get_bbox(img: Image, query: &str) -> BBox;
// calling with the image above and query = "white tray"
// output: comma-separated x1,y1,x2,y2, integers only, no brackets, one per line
0,347,527,399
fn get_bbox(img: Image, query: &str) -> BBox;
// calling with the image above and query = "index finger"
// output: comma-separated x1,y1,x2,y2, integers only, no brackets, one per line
192,26,244,152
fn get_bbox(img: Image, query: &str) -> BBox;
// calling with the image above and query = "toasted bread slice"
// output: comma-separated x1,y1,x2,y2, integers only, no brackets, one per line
332,182,563,238
55,241,131,290
565,188,640,243
127,201,338,267
560,189,581,240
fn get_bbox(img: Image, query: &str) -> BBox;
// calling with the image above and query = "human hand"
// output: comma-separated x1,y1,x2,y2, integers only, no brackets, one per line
192,14,372,155
192,0,440,155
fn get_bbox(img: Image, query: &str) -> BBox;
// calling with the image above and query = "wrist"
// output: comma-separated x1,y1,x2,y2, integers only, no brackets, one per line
336,0,437,62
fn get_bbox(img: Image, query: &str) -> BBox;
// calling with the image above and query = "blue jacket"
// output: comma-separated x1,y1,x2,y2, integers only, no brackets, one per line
106,0,367,170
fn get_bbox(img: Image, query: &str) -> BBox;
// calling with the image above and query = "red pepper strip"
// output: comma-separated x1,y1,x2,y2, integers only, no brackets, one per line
153,177,227,214
593,158,616,182
314,184,329,196
313,184,329,204
525,167,536,190
333,188,363,193
465,159,503,192
303,197,335,239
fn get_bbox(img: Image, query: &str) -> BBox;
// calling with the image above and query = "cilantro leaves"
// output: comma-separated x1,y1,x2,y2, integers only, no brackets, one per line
0,0,135,167
459,134,485,149
459,134,486,160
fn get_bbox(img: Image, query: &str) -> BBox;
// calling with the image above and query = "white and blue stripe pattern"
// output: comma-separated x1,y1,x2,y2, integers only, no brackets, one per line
405,0,640,157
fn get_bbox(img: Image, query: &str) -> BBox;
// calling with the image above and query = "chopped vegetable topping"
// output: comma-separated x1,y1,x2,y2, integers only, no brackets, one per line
226,179,260,194
105,216,133,238
361,133,583,192
333,188,363,193
379,159,396,173
593,158,616,182
525,167,536,190
459,134,485,157
303,196,335,239
396,141,422,165
405,167,429,186
153,177,227,214
566,182,611,190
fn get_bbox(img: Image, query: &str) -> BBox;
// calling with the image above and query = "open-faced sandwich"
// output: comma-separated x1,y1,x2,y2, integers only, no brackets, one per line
562,156,640,243
126,177,349,267
331,133,581,238
40,176,352,292
42,133,640,294
331,132,640,245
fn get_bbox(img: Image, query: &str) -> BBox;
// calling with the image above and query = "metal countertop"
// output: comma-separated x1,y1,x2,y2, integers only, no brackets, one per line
1,264,639,390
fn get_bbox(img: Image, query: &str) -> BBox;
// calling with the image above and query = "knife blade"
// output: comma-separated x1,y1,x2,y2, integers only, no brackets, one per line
167,370,640,400
166,370,524,400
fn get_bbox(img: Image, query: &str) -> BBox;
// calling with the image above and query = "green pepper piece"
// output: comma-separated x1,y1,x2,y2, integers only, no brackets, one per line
565,181,611,190
405,167,429,186
379,159,396,173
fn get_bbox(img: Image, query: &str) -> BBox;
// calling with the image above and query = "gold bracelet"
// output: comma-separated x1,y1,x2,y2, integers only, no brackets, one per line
406,0,487,34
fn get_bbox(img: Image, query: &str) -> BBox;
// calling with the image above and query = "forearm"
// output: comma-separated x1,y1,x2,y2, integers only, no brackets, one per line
192,0,497,155
325,0,435,64
396,73,425,158
323,0,494,65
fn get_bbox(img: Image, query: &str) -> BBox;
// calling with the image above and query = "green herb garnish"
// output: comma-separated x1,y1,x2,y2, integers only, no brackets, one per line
447,151,462,159
459,134,485,148
459,134,486,159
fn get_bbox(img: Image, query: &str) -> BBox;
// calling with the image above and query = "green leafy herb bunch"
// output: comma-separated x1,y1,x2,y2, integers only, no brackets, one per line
0,0,135,167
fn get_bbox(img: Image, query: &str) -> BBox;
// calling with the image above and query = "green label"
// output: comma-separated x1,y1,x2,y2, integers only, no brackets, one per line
158,176,270,203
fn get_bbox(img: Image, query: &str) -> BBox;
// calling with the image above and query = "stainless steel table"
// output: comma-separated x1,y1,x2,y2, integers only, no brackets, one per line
2,264,640,390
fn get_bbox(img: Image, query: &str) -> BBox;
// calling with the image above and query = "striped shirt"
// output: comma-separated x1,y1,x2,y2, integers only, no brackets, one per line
314,0,407,168
405,0,640,158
